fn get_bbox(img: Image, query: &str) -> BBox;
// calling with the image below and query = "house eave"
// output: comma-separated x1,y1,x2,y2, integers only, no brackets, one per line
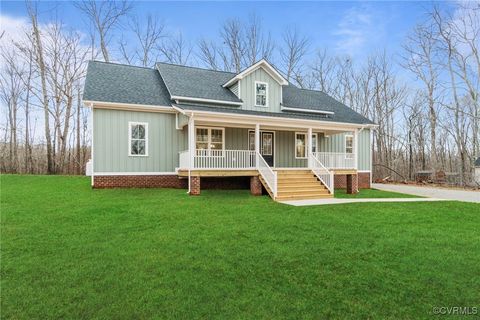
222,59,289,88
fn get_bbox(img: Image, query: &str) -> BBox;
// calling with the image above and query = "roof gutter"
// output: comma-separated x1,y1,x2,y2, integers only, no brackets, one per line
281,106,335,115
171,95,243,106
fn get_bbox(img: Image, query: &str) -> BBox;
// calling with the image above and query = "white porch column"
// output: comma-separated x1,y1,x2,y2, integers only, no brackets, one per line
255,124,260,167
354,128,359,169
188,115,195,169
255,124,260,154
307,128,313,168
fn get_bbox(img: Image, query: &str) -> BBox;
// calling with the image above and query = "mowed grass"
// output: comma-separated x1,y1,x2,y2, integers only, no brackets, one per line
1,175,479,319
334,188,420,198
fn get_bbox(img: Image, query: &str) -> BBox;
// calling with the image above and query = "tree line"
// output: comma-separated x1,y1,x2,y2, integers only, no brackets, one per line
1,1,479,186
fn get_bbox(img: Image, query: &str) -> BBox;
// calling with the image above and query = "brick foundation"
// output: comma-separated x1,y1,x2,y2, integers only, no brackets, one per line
334,172,371,189
93,175,186,189
250,176,263,196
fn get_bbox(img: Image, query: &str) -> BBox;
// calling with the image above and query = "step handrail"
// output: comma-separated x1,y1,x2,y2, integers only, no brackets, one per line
256,151,277,198
309,152,334,194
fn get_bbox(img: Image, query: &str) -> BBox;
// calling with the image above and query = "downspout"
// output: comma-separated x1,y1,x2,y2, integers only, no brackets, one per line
187,112,194,194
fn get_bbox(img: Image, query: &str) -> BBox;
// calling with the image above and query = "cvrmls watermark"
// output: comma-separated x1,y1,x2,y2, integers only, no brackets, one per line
432,306,478,316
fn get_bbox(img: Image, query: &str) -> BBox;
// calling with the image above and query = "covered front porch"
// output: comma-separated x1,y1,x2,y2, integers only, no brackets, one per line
176,112,362,200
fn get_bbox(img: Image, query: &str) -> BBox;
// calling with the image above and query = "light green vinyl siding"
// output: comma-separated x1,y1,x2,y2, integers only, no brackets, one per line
239,68,282,112
275,131,307,168
318,129,371,171
225,127,249,149
357,129,371,171
93,108,187,172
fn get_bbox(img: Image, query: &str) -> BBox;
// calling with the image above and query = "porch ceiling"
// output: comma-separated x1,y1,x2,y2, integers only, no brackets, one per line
193,120,353,134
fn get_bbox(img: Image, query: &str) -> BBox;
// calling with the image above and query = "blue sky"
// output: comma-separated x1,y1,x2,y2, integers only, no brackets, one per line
1,1,452,67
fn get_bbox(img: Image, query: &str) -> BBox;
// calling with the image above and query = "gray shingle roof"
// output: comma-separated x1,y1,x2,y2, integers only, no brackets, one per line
155,62,242,103
83,60,375,125
283,85,373,124
83,61,171,106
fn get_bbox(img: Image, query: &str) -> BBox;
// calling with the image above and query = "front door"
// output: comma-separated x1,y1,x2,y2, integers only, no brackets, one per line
261,132,274,167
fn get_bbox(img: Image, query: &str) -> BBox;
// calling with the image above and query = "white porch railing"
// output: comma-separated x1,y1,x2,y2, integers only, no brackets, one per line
309,153,334,194
256,151,277,198
314,152,356,169
187,149,256,169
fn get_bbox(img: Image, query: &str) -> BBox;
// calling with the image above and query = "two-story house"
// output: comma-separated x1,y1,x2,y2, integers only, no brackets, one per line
83,59,376,201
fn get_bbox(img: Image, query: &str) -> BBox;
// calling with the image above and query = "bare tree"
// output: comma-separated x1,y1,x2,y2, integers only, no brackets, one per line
280,27,310,85
28,4,54,173
243,13,274,66
75,0,132,62
159,32,192,65
0,49,24,172
402,23,440,169
120,14,166,67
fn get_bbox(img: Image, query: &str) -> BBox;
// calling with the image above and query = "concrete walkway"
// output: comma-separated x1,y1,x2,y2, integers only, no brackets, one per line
280,197,446,206
373,183,480,203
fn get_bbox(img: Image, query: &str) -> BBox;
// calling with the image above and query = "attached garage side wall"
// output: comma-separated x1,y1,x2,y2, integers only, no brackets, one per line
93,108,187,173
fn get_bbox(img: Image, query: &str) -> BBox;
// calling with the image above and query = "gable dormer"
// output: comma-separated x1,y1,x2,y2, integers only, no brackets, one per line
223,60,288,113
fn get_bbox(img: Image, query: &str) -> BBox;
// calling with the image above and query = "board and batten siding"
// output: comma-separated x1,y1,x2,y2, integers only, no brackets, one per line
93,108,187,173
238,68,282,112
317,129,371,171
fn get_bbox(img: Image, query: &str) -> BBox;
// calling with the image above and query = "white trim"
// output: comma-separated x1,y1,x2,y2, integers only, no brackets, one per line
83,100,173,111
180,108,376,131
195,126,225,151
281,106,335,115
171,95,243,106
94,172,177,176
172,104,186,115
128,122,149,157
222,59,289,87
254,81,268,108
90,105,94,186
295,132,308,159
357,170,371,173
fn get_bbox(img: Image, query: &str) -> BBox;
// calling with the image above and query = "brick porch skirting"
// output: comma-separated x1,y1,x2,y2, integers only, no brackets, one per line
93,175,187,189
334,172,371,189
93,175,251,190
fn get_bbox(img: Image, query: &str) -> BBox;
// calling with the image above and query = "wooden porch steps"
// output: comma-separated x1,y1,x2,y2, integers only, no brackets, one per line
259,169,333,201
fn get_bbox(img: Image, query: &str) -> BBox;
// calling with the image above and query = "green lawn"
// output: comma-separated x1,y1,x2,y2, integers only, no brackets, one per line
334,188,420,198
2,175,479,319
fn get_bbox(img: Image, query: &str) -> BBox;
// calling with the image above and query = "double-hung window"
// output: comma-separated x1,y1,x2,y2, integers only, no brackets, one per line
312,133,318,153
295,133,307,159
196,127,224,156
255,82,268,107
129,122,148,156
345,134,354,159
295,132,318,159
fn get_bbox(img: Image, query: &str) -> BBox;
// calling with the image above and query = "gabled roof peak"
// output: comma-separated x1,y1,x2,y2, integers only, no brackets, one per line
222,59,289,88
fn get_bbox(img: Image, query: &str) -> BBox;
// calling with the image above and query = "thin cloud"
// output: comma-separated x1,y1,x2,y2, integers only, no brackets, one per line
334,6,385,57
